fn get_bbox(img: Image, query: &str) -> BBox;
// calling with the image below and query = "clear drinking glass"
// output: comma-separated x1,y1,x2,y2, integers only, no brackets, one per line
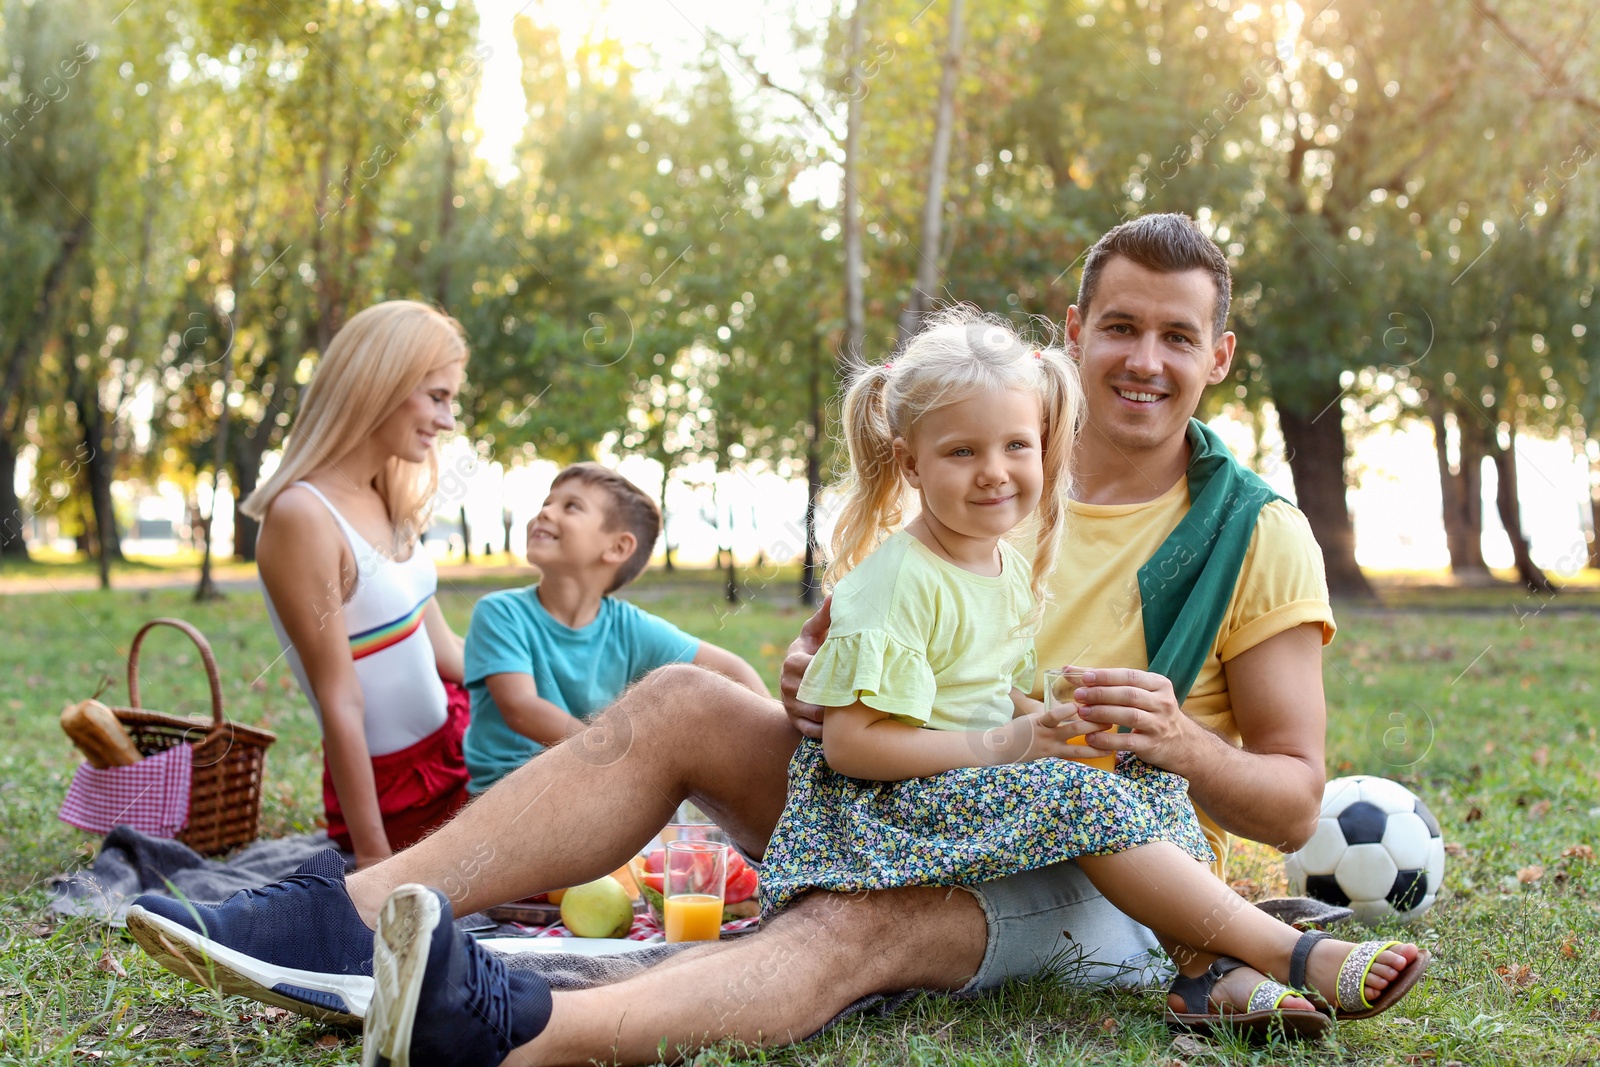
663,840,728,943
1044,666,1117,768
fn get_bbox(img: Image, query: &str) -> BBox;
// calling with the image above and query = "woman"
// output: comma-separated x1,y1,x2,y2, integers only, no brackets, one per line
241,300,472,868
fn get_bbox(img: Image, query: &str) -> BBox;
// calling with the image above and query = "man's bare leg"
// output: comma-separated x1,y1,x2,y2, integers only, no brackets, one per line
509,886,988,1067
347,665,800,924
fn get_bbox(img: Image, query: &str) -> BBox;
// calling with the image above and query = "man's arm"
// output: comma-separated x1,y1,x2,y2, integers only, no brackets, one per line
485,672,586,747
1072,622,1327,851
692,642,771,697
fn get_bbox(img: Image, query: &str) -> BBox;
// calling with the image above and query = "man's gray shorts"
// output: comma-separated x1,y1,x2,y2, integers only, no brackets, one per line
958,859,1171,992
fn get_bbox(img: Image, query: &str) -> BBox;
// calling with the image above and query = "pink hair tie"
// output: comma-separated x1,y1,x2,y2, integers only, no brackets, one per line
883,361,894,370
1032,350,1043,359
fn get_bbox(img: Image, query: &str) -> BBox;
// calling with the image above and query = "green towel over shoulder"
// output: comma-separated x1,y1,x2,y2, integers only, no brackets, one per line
1137,419,1283,705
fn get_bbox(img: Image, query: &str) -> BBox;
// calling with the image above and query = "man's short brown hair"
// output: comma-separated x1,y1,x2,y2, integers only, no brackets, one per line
1077,212,1233,340
551,462,661,592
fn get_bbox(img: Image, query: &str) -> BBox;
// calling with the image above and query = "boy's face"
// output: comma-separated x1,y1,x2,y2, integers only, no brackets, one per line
525,480,632,575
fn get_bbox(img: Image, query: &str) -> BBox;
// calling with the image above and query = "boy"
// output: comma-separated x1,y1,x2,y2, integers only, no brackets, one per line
462,462,768,793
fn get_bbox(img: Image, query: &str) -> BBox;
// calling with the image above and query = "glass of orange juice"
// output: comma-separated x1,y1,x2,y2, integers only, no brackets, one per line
1044,666,1116,771
663,840,727,943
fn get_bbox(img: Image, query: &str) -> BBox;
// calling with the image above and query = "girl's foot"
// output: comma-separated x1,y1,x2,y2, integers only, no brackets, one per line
1290,932,1429,1019
1166,957,1332,1040
1167,961,1317,1017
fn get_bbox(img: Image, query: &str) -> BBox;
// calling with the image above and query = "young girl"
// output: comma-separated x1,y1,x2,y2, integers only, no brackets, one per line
758,309,1429,1037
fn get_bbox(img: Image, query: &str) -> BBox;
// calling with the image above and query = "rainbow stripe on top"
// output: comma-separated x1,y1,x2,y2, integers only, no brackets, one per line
349,595,430,661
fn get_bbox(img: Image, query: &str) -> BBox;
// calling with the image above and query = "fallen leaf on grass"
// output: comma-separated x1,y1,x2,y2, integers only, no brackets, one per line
96,948,127,978
124,1025,146,1040
1559,938,1579,959
1099,1016,1118,1034
1562,845,1595,862
1589,1009,1600,1023
1464,806,1483,823
1517,865,1544,884
1495,964,1539,988
1170,1034,1209,1058
1532,745,1550,768
1403,1053,1436,1063
1444,842,1469,858
0,988,22,997
313,1034,342,1049
1528,799,1552,821
72,1052,102,1060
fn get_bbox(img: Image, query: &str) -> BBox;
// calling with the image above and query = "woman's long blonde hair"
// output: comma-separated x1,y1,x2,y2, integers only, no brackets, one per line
828,307,1083,622
241,300,468,546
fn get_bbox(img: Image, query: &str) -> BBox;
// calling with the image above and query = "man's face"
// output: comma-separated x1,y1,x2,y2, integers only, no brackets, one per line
1066,256,1235,455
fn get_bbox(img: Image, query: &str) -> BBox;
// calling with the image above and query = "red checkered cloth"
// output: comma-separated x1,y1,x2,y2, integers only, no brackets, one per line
58,744,192,838
516,912,761,941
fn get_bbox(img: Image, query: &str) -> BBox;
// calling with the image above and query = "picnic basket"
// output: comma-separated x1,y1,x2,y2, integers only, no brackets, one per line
111,618,276,856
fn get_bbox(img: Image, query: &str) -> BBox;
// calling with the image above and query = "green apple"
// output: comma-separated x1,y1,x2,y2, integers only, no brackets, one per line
559,876,634,938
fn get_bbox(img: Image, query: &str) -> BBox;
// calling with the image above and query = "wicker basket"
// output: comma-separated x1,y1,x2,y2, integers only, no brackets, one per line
110,618,277,856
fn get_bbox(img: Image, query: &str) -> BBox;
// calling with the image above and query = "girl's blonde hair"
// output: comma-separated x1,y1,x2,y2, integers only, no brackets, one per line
828,307,1083,621
241,300,468,546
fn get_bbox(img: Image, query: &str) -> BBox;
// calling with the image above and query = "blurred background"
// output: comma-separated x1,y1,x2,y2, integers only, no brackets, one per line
3,0,1598,602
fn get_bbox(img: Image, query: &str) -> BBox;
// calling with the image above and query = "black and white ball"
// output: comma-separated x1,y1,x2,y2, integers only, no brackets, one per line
1285,775,1445,925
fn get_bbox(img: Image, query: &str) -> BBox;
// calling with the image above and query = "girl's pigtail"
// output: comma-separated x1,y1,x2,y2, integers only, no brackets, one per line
1025,347,1084,624
827,363,903,588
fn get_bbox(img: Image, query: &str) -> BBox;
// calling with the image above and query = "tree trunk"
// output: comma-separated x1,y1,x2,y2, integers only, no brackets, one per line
460,504,472,561
841,0,867,367
1589,465,1600,573
195,344,233,602
1425,392,1491,582
0,214,92,424
1275,391,1376,600
802,338,824,605
232,445,261,564
1489,423,1553,594
659,461,675,572
0,430,30,561
435,99,458,306
897,0,965,343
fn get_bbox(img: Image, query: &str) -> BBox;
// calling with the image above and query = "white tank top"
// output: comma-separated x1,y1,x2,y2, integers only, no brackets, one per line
261,482,448,756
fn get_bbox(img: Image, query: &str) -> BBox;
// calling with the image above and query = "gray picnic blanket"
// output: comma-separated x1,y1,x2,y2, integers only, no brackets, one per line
45,826,901,1036
48,825,345,926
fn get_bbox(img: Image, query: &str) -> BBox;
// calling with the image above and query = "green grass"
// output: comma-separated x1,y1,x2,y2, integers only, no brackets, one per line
1,564,1597,1064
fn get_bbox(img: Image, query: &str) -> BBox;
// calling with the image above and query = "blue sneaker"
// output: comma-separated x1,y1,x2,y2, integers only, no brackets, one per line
363,884,552,1067
126,849,375,1026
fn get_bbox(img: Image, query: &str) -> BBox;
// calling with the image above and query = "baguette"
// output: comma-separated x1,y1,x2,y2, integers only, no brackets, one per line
60,699,143,768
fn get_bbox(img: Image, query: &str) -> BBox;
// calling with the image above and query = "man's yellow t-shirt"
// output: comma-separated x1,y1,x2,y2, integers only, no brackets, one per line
1031,477,1336,878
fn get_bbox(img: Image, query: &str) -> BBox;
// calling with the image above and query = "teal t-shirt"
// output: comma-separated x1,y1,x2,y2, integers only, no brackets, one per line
462,586,699,792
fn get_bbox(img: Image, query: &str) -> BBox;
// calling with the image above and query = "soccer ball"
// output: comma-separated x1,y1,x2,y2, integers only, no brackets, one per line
1285,775,1445,925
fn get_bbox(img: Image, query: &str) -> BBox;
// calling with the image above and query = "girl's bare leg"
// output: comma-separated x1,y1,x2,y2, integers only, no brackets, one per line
1075,844,1419,1013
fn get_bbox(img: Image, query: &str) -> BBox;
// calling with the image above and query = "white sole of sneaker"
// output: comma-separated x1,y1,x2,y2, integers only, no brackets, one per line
363,885,441,1067
125,905,371,1027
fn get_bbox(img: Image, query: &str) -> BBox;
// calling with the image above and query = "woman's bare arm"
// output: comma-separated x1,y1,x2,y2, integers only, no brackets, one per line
257,487,392,867
422,598,464,684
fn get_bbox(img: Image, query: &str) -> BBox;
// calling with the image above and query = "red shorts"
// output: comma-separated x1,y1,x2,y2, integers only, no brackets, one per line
323,679,471,854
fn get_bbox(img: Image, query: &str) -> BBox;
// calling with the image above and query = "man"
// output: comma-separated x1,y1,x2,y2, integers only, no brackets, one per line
129,213,1336,1064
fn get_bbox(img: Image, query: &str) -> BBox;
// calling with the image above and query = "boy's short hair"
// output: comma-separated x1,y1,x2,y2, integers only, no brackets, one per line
551,463,660,592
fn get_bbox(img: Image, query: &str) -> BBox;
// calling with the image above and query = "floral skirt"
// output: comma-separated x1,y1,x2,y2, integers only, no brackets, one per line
759,740,1214,919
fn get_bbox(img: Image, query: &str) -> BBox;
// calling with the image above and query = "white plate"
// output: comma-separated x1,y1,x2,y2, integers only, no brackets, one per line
481,936,660,957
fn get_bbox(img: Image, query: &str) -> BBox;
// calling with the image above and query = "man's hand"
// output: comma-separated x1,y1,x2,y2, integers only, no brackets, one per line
780,596,831,739
1072,667,1211,774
